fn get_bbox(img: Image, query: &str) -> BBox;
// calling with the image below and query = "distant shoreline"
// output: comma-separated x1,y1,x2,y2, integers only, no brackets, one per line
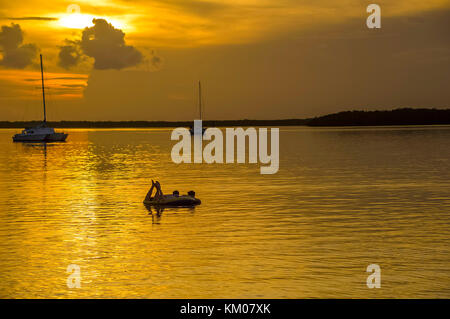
0,119,309,128
1,108,449,128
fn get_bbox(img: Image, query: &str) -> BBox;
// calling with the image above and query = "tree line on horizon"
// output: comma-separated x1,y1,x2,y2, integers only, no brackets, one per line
0,108,449,128
307,108,450,126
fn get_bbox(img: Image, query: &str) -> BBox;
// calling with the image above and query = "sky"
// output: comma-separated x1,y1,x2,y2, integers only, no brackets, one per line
0,0,449,121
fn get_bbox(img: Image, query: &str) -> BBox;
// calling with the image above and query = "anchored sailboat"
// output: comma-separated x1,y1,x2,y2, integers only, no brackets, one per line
189,81,206,135
13,54,68,143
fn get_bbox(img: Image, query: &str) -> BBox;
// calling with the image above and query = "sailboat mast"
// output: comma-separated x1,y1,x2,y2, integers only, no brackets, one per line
198,81,202,120
40,54,46,123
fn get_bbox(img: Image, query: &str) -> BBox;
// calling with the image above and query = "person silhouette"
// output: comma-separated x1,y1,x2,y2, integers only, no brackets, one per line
144,180,164,203
154,181,163,201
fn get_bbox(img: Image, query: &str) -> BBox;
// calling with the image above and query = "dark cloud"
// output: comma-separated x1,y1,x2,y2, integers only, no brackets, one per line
148,50,163,70
58,40,83,69
59,19,143,70
61,84,86,88
0,23,37,68
49,76,89,80
25,76,88,81
4,17,58,21
81,19,142,69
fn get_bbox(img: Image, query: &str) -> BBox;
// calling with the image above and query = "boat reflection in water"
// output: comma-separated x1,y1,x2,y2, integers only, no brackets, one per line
144,205,196,224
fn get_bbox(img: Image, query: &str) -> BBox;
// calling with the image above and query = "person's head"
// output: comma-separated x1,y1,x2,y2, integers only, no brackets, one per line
188,191,195,197
173,190,179,197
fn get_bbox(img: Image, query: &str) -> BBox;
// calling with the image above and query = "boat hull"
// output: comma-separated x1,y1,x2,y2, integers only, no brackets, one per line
45,133,68,142
143,195,201,207
13,133,68,143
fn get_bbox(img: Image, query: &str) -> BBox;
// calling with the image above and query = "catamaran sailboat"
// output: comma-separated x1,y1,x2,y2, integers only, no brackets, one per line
189,81,207,135
12,54,68,143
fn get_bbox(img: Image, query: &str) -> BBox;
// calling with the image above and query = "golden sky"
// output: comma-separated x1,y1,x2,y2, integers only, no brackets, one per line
0,0,449,120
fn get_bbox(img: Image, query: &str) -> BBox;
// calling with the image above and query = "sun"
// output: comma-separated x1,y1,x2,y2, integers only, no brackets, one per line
59,13,95,29
57,13,125,30
55,3,128,30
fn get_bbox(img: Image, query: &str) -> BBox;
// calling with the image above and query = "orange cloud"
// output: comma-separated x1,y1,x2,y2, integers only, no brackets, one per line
0,69,88,100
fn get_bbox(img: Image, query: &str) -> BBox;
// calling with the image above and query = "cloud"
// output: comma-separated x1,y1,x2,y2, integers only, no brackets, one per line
58,40,83,69
59,18,143,70
3,17,58,21
0,23,37,69
82,19,143,69
152,0,231,16
147,50,163,70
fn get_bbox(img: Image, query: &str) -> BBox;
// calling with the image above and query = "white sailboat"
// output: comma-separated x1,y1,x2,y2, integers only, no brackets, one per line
189,81,206,135
13,54,68,143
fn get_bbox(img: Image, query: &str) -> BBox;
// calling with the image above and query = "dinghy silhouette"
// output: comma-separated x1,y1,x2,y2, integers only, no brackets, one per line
143,181,201,207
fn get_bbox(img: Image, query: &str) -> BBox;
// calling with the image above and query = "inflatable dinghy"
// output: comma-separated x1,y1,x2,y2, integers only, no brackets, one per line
143,180,201,207
143,195,201,207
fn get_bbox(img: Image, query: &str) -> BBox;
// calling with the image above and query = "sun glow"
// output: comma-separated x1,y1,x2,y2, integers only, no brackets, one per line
59,13,94,29
58,13,125,30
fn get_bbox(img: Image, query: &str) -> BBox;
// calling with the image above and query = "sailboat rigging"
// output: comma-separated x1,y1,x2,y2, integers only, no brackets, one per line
189,81,207,135
12,54,68,142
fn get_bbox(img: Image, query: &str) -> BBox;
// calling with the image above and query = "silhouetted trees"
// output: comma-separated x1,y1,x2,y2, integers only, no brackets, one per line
1,108,449,128
0,119,309,128
307,108,450,126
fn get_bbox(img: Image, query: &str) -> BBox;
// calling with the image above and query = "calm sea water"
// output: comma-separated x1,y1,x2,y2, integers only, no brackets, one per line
0,126,449,298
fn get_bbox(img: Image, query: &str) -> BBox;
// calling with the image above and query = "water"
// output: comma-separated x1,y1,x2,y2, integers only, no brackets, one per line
0,126,449,298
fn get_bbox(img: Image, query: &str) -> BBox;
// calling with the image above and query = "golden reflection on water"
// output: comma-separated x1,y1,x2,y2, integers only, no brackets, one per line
0,127,449,298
